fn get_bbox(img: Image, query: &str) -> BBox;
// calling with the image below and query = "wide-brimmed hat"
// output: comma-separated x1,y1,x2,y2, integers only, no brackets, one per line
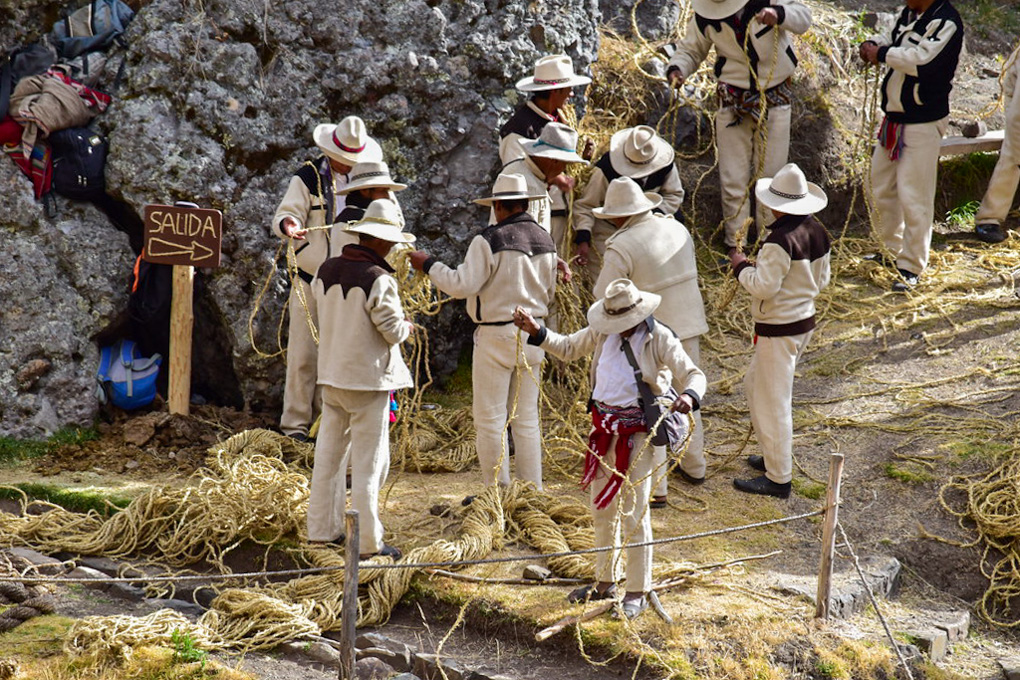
313,116,383,165
609,126,675,178
692,0,749,20
520,122,587,164
592,177,663,219
473,172,544,207
587,279,661,335
754,163,828,216
516,54,592,92
345,199,416,243
338,161,407,195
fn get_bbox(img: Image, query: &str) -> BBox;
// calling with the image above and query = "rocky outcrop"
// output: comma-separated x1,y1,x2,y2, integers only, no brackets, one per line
0,0,600,436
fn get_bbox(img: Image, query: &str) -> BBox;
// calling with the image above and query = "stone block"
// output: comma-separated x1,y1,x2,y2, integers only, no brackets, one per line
998,657,1020,680
9,548,64,575
522,564,551,581
357,646,412,672
356,656,396,680
900,629,948,663
141,598,205,618
931,610,970,642
67,565,108,590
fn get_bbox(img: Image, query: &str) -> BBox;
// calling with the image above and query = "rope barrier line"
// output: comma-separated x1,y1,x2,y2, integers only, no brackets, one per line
0,508,823,586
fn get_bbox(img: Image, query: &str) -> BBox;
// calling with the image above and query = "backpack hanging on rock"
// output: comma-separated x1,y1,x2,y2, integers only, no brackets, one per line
49,0,134,60
50,125,107,200
96,338,162,410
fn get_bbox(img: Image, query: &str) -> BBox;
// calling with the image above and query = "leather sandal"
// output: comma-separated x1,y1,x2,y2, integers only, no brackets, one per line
617,595,648,620
567,582,617,603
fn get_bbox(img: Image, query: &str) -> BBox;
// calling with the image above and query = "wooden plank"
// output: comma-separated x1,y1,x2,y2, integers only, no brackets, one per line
339,510,360,680
815,453,845,620
939,129,1004,156
168,265,194,416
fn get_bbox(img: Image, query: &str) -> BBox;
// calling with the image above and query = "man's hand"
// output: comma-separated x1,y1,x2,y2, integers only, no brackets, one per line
550,173,576,193
408,251,431,272
670,393,694,414
756,7,779,26
556,257,573,283
574,241,591,267
729,248,748,270
668,70,684,88
281,217,307,240
581,138,595,161
512,306,540,336
859,41,880,65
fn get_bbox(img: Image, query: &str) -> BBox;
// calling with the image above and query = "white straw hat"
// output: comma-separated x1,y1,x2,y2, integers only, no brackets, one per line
338,161,407,195
516,54,592,92
587,279,661,335
609,126,675,179
313,116,383,165
592,177,663,219
473,172,545,206
520,122,587,164
754,163,828,216
691,0,749,21
345,199,416,243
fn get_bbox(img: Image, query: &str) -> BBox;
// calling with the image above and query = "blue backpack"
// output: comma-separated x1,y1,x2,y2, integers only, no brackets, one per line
96,339,161,410
49,0,134,60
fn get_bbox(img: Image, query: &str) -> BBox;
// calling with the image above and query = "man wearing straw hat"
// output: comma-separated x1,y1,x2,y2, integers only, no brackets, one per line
971,42,1019,245
500,122,589,255
272,116,382,443
729,163,830,498
859,0,963,290
409,174,558,491
667,0,812,255
308,198,415,560
573,125,686,277
591,177,708,506
333,160,408,251
513,279,706,619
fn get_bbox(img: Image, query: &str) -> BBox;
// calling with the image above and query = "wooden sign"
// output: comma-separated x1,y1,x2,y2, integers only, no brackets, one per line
143,203,223,267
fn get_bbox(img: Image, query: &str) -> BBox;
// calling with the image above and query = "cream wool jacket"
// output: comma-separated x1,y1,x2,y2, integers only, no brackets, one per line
530,318,706,406
272,157,345,276
313,245,413,392
668,0,811,91
593,211,708,341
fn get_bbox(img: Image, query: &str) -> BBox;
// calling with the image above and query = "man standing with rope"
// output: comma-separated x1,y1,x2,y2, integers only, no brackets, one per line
667,0,811,256
271,117,382,442
972,42,1019,245
859,0,963,290
590,177,708,505
409,174,558,491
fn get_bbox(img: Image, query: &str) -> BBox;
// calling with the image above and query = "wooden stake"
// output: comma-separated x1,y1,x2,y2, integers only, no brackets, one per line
168,264,194,415
339,510,360,680
815,453,845,619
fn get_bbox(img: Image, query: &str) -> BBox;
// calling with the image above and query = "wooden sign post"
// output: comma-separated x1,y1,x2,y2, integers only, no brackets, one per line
142,202,223,416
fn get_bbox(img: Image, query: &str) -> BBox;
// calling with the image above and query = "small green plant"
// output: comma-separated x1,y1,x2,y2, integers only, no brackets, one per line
883,462,934,485
793,479,826,500
945,200,980,229
0,484,131,516
171,628,207,670
0,427,99,465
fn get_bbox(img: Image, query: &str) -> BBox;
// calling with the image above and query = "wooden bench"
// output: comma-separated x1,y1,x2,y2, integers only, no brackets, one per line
939,129,1004,156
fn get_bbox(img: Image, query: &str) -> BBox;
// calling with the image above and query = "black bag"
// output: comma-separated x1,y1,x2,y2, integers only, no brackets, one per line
49,0,134,59
0,43,57,119
620,340,691,452
50,126,107,200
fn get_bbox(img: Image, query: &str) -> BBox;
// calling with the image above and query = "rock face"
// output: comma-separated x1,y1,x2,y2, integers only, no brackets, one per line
600,0,682,41
0,0,600,436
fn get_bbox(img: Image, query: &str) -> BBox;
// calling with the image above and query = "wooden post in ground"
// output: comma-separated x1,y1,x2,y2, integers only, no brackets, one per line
339,510,360,680
815,453,845,619
168,264,194,415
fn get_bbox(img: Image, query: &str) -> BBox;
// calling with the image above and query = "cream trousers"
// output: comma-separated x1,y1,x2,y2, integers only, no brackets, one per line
744,332,812,485
653,336,705,496
307,387,391,554
976,91,1020,226
472,324,545,489
870,117,948,276
281,277,322,437
717,105,791,248
592,432,653,594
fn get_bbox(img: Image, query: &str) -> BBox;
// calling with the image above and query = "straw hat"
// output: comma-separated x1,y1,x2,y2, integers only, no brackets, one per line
592,177,663,220
609,126,675,178
338,161,407,195
473,172,544,206
691,0,749,20
520,123,587,164
345,199,416,243
587,279,661,335
754,163,828,216
516,54,592,92
313,115,383,165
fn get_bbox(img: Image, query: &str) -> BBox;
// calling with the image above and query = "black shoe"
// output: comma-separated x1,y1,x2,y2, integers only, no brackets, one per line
286,432,311,443
310,533,345,548
675,468,705,485
649,495,668,509
361,544,402,560
891,269,918,292
567,583,617,603
461,495,477,506
733,475,791,499
747,455,766,472
974,223,1006,244
863,252,895,269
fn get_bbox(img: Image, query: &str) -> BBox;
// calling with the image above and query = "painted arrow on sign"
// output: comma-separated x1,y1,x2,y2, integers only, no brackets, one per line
148,237,215,262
